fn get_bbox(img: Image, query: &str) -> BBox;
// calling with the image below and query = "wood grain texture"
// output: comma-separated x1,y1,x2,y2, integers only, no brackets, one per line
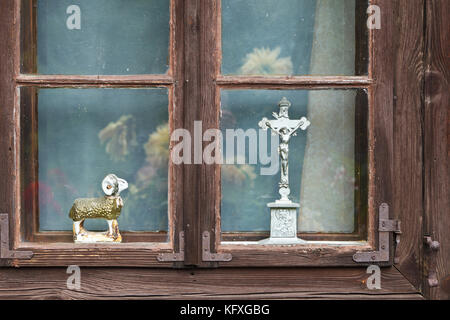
16,74,174,86
12,243,173,267
0,0,17,267
216,75,372,89
0,267,421,299
170,0,186,268
183,0,202,265
423,0,450,300
199,0,221,267
218,243,380,267
369,0,395,263
392,0,425,290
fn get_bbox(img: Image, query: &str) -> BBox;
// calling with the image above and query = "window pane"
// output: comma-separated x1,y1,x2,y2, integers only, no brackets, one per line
220,89,368,234
221,0,368,76
21,88,169,232
36,0,170,74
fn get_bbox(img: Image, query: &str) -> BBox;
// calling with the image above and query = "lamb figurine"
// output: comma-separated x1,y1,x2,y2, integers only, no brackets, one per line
69,174,128,243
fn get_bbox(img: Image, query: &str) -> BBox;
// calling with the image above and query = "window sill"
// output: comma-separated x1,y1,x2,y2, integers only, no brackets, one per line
10,241,174,268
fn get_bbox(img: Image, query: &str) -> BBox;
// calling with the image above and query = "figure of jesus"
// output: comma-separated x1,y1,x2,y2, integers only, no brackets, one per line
259,97,310,201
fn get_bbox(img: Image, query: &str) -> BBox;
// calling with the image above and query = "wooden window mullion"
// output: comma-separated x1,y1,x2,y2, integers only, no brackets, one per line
182,0,202,266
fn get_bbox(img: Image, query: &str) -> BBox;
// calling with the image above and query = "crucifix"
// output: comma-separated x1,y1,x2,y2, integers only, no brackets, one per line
258,97,311,244
259,97,311,202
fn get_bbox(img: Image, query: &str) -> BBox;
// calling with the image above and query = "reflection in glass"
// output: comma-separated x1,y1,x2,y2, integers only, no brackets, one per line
222,0,368,76
37,0,170,74
220,89,367,234
22,88,169,232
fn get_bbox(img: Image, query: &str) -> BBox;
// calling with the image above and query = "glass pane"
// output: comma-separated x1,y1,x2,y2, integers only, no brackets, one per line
21,88,169,232
36,0,170,74
222,0,368,76
220,89,367,234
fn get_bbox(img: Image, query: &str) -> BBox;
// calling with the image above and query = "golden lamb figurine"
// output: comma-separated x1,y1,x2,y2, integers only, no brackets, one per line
69,174,128,243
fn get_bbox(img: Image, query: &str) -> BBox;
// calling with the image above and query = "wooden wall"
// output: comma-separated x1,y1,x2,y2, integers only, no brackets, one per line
423,0,450,300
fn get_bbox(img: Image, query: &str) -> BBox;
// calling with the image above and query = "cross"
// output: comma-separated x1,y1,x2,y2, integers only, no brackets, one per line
259,97,310,202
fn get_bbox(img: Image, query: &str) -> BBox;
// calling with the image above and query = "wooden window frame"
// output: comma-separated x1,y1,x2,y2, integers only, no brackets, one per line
0,0,187,267
183,0,405,268
2,0,447,301
0,0,426,281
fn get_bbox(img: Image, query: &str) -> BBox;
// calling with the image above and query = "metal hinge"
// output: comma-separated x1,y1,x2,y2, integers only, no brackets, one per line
157,231,232,263
353,204,402,264
157,231,185,262
0,213,33,261
202,231,232,262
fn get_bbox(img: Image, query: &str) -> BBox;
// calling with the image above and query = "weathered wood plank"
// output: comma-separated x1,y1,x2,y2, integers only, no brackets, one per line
370,0,395,257
12,245,173,267
16,74,174,86
170,0,187,268
199,0,221,267
423,0,450,301
217,243,391,267
216,75,372,89
0,0,17,267
392,0,425,290
0,267,420,299
183,0,202,265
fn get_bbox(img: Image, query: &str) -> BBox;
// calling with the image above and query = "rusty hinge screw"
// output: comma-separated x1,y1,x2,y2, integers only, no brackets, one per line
424,236,440,251
424,236,440,287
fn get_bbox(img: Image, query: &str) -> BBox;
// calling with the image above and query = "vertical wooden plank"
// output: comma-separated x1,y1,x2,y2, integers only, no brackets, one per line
171,0,186,267
354,0,370,242
183,0,202,265
370,0,395,256
392,0,425,290
0,0,17,267
198,0,220,267
424,0,450,300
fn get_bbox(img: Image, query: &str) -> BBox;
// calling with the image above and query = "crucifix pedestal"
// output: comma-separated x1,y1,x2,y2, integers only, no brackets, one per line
258,97,310,245
259,201,306,245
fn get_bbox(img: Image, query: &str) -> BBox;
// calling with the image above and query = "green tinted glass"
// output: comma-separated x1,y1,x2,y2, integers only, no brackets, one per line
222,0,368,76
36,0,170,74
21,88,169,232
220,89,368,233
